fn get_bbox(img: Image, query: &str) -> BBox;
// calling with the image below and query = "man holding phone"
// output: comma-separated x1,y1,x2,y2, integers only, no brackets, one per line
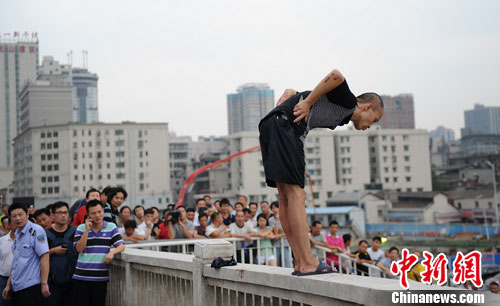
46,201,77,306
73,200,124,306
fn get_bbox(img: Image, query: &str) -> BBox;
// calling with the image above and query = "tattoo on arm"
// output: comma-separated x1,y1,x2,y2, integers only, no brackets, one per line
324,72,338,84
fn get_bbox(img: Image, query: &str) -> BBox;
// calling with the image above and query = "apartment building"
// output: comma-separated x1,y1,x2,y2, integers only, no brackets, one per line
227,127,432,207
13,122,171,207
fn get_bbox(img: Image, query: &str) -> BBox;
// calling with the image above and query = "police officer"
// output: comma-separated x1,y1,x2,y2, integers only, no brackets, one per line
2,203,50,306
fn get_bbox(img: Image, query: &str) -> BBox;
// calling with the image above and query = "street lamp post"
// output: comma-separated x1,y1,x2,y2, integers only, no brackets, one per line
486,161,499,235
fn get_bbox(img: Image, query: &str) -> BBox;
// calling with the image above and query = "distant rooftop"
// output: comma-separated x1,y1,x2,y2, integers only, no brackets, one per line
446,188,498,200
236,83,270,92
326,191,367,206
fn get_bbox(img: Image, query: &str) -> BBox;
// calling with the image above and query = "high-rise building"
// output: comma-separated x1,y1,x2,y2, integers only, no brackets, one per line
191,151,230,197
461,134,500,157
429,137,461,167
169,134,229,203
37,56,99,124
429,126,455,142
376,94,415,129
463,103,500,136
13,122,171,207
365,128,431,192
37,56,72,82
0,32,39,188
192,136,226,159
226,127,432,206
72,68,99,123
227,83,274,134
19,73,73,133
169,135,193,200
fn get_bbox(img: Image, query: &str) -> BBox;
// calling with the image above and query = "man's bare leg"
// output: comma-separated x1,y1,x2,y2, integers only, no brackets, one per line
277,184,299,271
277,182,326,273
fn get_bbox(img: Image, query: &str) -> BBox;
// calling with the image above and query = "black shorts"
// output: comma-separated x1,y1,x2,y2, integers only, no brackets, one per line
259,111,305,188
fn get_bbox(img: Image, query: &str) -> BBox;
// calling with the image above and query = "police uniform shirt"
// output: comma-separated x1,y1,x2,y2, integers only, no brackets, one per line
11,220,49,292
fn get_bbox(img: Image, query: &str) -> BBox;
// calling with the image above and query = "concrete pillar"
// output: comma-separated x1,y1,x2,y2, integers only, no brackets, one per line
193,240,234,306
124,260,134,306
119,260,137,306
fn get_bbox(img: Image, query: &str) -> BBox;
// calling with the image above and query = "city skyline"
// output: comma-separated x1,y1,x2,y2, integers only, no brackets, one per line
1,0,499,139
227,83,274,134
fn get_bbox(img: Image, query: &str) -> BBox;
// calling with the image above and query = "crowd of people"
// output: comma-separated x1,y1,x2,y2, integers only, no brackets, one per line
308,220,500,294
0,187,127,306
0,187,498,306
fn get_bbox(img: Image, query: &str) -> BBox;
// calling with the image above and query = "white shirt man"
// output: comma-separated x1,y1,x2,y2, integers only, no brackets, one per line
118,227,145,238
229,211,258,249
367,247,384,263
138,209,155,240
205,213,230,238
0,230,14,277
0,228,14,305
367,237,385,276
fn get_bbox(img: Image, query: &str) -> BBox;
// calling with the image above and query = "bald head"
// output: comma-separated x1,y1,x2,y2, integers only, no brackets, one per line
351,92,384,130
357,92,384,112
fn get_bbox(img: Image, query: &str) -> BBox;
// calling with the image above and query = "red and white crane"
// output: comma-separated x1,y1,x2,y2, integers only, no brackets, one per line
175,145,261,207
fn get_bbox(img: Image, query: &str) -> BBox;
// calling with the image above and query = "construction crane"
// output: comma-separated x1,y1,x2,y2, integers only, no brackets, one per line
175,145,320,217
175,145,261,207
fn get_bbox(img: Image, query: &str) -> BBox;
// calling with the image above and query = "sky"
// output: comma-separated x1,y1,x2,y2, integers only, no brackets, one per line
2,0,499,139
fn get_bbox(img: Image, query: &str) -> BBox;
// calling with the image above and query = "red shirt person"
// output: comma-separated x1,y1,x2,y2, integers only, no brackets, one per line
325,221,345,267
72,189,100,226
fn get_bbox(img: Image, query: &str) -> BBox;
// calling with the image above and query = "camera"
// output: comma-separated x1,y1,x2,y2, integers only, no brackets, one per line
167,210,181,224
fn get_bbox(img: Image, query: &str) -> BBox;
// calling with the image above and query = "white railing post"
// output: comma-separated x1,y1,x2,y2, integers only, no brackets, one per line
321,249,329,272
249,244,254,265
123,258,134,306
256,238,261,261
280,238,285,267
338,253,342,274
193,240,234,306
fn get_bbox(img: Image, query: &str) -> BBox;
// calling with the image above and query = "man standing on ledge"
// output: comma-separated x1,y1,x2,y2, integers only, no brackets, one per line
259,69,383,276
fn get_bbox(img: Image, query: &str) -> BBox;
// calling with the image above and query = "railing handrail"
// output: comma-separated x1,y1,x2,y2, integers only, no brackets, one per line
125,237,265,249
314,245,388,277
125,237,389,278
108,240,499,306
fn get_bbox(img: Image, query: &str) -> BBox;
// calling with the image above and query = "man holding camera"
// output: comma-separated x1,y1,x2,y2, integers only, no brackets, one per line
171,206,194,239
158,216,175,240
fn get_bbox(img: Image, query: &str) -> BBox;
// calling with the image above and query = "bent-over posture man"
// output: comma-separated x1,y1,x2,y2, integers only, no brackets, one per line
259,69,383,275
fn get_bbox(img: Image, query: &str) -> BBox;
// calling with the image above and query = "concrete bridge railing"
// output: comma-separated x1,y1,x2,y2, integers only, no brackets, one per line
107,240,499,306
124,237,390,278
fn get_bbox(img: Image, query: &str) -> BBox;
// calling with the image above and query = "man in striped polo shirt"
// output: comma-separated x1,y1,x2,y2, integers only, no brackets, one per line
259,69,384,276
73,200,125,306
